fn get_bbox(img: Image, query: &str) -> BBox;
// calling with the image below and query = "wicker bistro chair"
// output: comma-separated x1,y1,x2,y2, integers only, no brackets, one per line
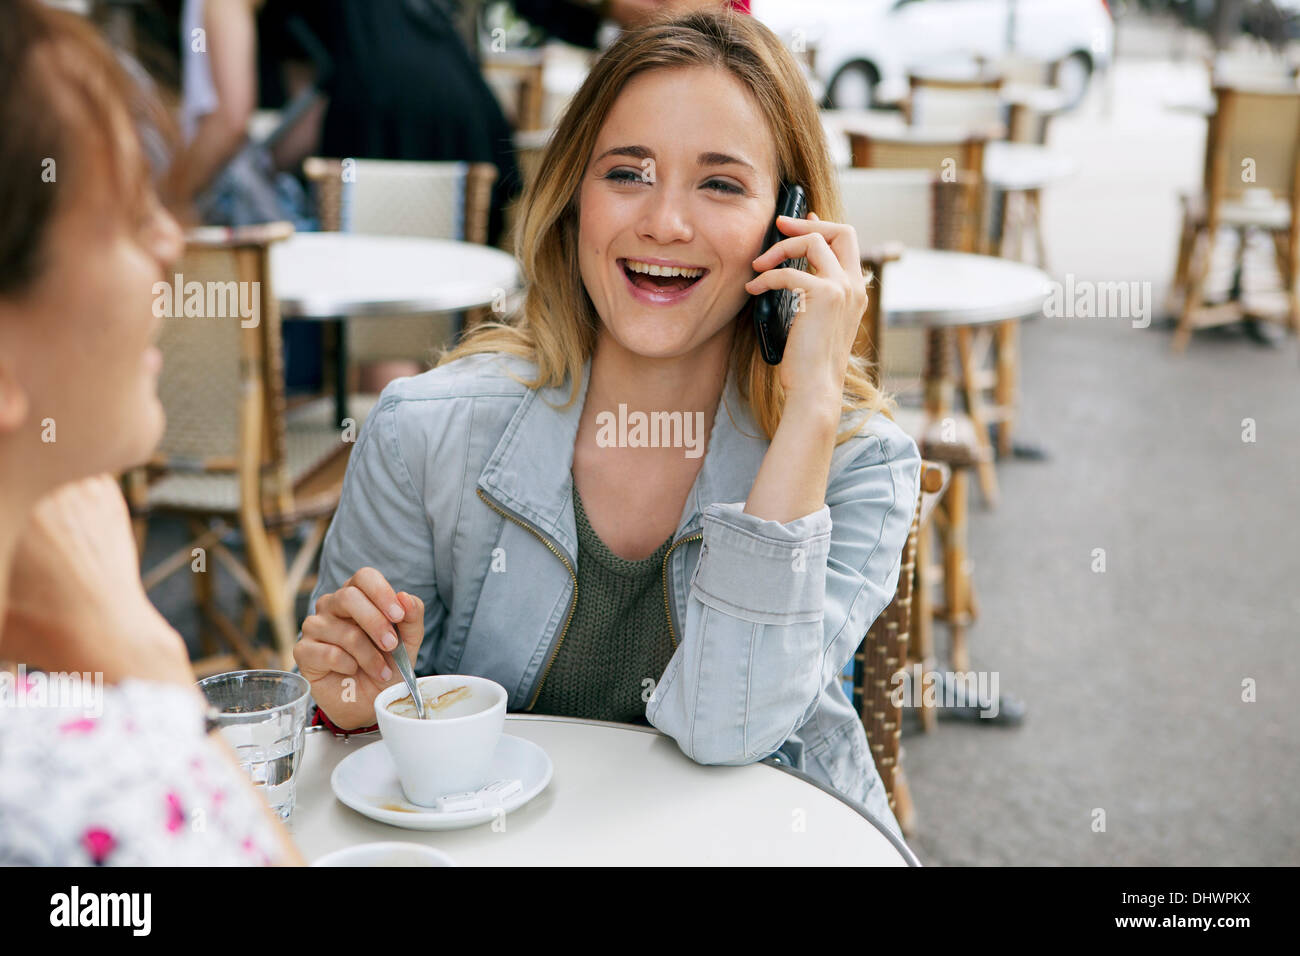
1170,85,1300,351
127,223,351,674
904,72,1007,136
852,460,948,837
303,157,500,370
481,52,546,132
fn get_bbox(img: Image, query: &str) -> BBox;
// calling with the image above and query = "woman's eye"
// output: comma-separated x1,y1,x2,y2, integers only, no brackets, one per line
605,168,648,184
703,179,744,195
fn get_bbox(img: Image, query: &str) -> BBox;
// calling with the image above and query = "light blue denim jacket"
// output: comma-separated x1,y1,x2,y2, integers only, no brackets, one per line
306,351,921,841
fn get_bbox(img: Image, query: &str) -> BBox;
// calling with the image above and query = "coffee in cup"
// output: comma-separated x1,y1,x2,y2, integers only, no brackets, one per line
374,675,507,806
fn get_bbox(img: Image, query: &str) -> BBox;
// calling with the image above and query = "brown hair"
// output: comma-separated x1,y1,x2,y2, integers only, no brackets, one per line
0,0,165,297
437,10,888,442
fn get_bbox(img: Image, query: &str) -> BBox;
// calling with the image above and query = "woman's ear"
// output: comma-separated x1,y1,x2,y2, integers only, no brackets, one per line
0,357,30,435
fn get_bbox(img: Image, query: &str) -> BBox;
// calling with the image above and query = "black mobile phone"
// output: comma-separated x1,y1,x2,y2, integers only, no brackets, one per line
752,182,809,365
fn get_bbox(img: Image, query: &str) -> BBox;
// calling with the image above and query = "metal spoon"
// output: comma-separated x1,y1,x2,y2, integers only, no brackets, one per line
390,643,426,719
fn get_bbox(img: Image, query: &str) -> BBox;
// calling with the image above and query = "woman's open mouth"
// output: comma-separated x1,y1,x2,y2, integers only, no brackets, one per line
619,257,708,305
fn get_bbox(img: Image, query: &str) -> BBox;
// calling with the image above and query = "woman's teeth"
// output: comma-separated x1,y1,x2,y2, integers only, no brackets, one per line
623,259,705,279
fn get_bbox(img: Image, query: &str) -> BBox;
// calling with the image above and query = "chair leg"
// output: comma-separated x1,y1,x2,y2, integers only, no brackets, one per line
1029,189,1049,273
239,514,296,669
942,469,972,674
955,328,999,508
993,320,1018,459
893,761,917,837
1272,230,1300,334
1175,227,1214,352
1169,208,1197,316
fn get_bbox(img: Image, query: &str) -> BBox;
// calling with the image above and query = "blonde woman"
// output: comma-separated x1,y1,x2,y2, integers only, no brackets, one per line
295,10,921,838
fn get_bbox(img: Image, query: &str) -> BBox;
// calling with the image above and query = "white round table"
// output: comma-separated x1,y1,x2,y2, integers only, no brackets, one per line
982,141,1076,192
272,232,521,318
270,232,521,424
883,249,1052,327
286,715,917,866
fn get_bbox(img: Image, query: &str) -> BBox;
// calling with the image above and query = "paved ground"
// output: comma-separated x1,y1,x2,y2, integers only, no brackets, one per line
146,15,1300,866
902,22,1300,866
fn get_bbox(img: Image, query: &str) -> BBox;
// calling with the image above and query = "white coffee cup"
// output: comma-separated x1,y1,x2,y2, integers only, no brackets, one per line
312,842,456,867
374,675,507,806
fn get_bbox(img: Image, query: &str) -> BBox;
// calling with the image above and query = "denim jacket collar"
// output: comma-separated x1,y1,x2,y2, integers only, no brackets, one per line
476,356,770,563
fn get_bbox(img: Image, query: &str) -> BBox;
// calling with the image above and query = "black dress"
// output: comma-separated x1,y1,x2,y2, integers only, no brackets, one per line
281,0,522,246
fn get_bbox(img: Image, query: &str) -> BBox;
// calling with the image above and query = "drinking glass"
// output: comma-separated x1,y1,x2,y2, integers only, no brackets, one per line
197,670,311,819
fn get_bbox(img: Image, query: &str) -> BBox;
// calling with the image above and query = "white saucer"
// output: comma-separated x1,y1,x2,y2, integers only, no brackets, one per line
330,734,552,830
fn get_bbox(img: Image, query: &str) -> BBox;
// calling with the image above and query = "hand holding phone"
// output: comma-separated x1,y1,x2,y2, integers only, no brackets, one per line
752,182,809,365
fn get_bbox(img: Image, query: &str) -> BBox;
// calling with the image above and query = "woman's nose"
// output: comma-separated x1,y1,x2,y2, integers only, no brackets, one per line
637,188,694,244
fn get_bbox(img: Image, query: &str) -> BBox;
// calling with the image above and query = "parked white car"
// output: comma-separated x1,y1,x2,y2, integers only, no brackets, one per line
751,0,1115,109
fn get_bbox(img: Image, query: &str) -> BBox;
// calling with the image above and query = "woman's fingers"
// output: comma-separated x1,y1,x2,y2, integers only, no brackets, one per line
324,584,399,652
348,566,405,624
293,634,358,682
744,265,826,298
395,592,425,655
751,229,842,280
758,213,862,277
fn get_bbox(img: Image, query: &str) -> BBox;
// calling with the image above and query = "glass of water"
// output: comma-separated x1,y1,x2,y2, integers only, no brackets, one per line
197,670,311,820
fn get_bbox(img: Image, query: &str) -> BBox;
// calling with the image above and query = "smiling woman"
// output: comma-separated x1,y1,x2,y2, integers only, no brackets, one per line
296,10,921,842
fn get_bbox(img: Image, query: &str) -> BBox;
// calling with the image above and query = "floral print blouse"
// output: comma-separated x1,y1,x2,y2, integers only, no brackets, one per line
0,678,292,866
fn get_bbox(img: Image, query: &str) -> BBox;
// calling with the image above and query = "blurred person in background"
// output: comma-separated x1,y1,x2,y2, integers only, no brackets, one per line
160,0,319,228
513,0,747,49
0,0,302,866
269,0,524,248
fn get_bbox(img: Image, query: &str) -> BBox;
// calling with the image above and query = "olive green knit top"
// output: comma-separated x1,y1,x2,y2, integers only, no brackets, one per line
530,482,677,724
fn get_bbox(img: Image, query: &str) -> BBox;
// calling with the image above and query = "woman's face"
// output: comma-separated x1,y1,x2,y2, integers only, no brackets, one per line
0,145,182,491
577,65,779,361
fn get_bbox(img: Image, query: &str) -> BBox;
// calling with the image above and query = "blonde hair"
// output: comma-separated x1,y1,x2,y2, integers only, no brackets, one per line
437,10,888,443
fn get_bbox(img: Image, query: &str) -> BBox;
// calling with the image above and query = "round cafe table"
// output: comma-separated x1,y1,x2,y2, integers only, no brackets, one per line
883,248,1052,329
287,715,918,866
270,232,522,424
883,248,1053,503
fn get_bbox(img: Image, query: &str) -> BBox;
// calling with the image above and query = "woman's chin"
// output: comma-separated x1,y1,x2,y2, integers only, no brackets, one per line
605,314,732,361
116,398,166,471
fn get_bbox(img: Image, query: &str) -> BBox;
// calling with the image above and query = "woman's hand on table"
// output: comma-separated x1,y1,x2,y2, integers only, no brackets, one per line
2,475,192,686
294,567,424,729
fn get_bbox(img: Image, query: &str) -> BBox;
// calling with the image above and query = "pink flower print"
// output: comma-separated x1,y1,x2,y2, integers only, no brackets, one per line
82,828,116,865
59,717,98,734
166,792,185,833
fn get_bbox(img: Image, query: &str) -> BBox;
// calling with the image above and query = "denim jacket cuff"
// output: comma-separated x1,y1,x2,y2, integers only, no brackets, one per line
690,502,832,624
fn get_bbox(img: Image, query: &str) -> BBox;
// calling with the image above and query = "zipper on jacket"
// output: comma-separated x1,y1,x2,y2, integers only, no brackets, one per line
661,532,703,650
475,487,577,711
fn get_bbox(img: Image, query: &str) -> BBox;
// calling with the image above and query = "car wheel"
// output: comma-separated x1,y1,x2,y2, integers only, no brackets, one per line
828,61,879,110
1055,52,1093,110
